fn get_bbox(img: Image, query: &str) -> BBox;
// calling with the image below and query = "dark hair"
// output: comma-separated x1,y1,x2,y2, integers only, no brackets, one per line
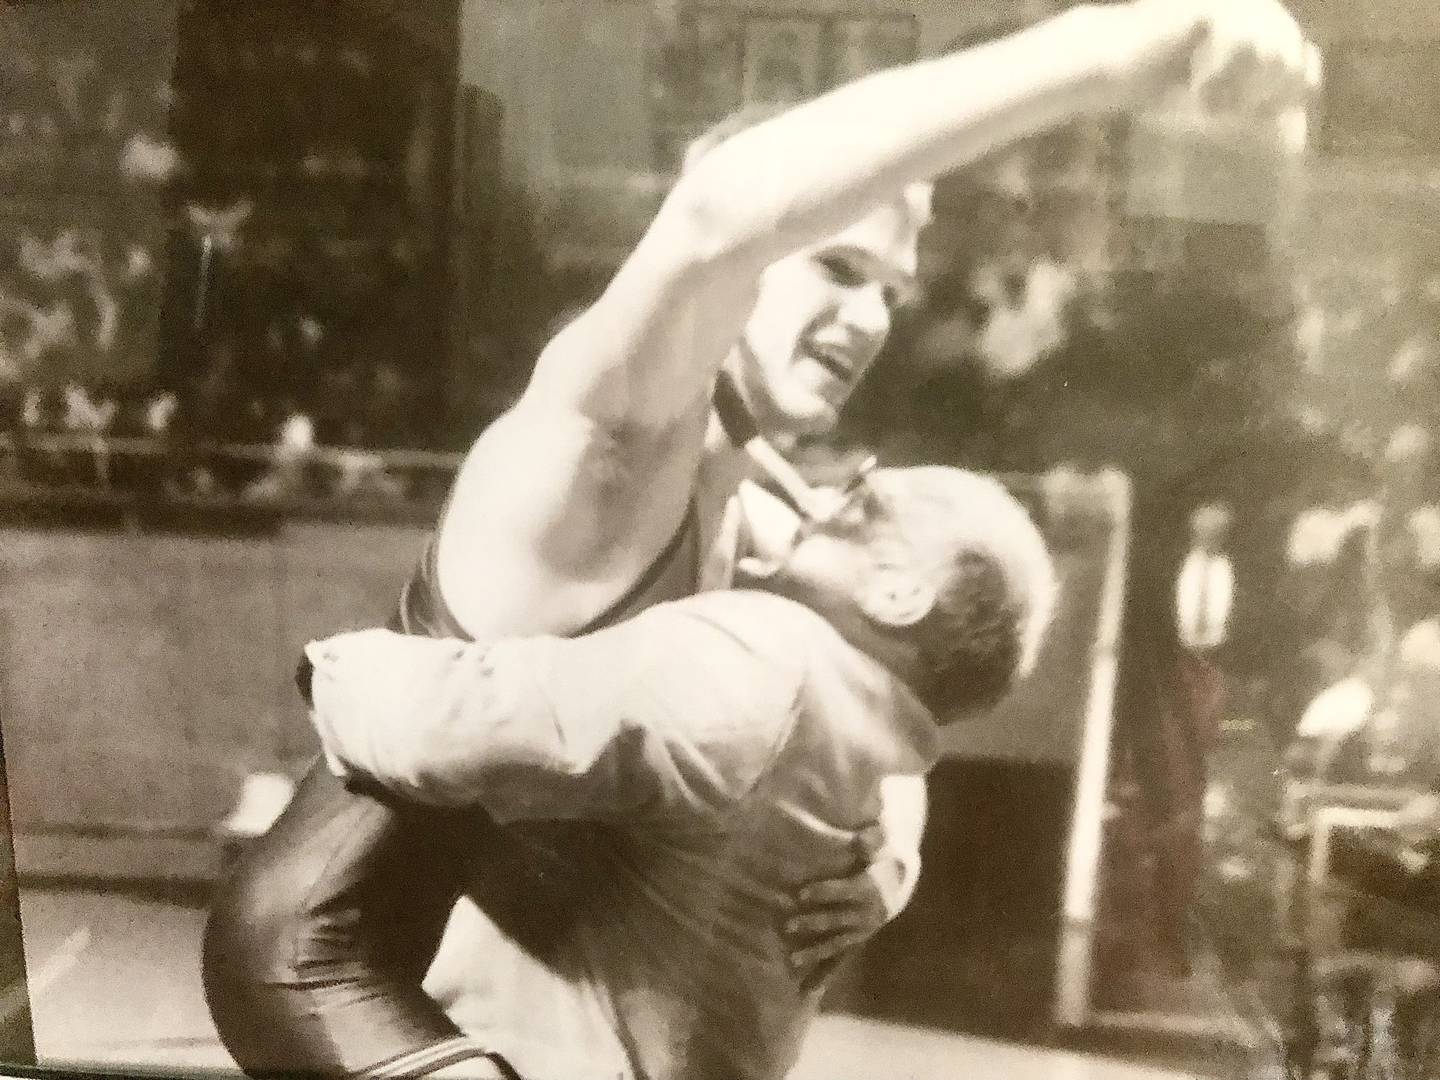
867,466,1056,718
914,549,1026,716
943,13,1034,55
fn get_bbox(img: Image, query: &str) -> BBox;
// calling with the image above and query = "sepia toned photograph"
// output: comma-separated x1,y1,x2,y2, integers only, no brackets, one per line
828,16,917,88
740,15,825,106
0,1,1436,1079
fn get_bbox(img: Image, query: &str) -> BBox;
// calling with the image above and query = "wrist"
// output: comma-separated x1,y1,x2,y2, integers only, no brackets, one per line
1096,0,1208,110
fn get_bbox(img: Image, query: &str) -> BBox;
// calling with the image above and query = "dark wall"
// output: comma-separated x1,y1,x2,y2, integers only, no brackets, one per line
846,760,1074,1042
0,521,424,843
0,733,35,1063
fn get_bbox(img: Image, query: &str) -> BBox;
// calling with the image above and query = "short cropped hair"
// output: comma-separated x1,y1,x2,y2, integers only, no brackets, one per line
1191,501,1232,536
869,467,1058,717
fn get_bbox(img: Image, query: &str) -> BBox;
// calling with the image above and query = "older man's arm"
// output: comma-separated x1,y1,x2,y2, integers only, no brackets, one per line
305,612,802,824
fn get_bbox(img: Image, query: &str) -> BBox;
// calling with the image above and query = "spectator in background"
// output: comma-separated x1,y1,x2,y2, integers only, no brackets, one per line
1373,619,1440,783
1176,503,1236,673
61,380,117,487
1174,501,1235,746
362,360,417,450
18,384,66,485
145,388,179,438
1279,637,1375,849
1286,499,1387,662
1378,425,1440,631
1288,638,1374,776
329,412,407,503
105,384,173,495
330,448,407,502
1321,620,1440,986
243,398,315,502
1285,621,1440,793
1150,501,1236,975
313,365,363,449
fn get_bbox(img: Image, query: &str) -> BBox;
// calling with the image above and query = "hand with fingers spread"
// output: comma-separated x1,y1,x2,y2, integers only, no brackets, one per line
784,824,892,990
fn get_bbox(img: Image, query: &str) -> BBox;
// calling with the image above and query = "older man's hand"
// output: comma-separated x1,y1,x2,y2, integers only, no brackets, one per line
784,825,893,990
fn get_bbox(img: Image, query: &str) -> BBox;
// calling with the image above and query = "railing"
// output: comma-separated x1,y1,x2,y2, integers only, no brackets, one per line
1281,789,1440,1079
0,430,1071,523
1053,470,1134,1031
0,430,464,527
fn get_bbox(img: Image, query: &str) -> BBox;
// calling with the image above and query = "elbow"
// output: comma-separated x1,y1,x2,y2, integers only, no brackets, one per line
652,166,757,280
382,725,517,811
358,740,470,809
392,717,496,809
389,763,477,809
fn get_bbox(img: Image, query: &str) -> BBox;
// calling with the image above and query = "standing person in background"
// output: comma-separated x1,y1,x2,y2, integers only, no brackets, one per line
242,397,316,502
1176,502,1235,708
1156,500,1236,974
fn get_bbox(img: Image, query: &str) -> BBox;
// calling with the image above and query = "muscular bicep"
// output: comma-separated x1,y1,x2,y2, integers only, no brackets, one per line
432,219,756,640
523,203,760,433
433,401,704,641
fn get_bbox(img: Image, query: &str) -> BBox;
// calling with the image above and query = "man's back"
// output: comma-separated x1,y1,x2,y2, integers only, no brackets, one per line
413,590,938,1080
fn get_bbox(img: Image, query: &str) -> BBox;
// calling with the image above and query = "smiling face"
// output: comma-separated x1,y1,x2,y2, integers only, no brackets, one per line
735,195,925,442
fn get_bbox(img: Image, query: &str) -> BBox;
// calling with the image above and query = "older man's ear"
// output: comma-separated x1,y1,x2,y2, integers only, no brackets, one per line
857,565,935,629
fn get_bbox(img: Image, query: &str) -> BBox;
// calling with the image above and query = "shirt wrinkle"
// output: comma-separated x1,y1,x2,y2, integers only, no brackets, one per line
676,601,807,812
417,591,936,1080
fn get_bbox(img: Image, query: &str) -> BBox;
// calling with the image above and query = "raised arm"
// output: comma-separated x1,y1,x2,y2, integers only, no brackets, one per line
527,0,1308,430
435,0,1315,638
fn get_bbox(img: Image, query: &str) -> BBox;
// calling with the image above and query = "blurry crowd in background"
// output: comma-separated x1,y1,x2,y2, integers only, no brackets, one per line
0,367,427,502
0,0,480,504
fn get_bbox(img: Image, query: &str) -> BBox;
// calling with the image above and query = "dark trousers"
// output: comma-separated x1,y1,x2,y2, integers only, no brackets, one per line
1150,649,1225,968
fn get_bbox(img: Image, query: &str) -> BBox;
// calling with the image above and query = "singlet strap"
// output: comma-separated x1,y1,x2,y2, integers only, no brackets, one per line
576,498,699,635
393,539,470,639
393,498,699,643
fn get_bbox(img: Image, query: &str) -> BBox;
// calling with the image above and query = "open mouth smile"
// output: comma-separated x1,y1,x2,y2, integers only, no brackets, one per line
806,346,857,383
